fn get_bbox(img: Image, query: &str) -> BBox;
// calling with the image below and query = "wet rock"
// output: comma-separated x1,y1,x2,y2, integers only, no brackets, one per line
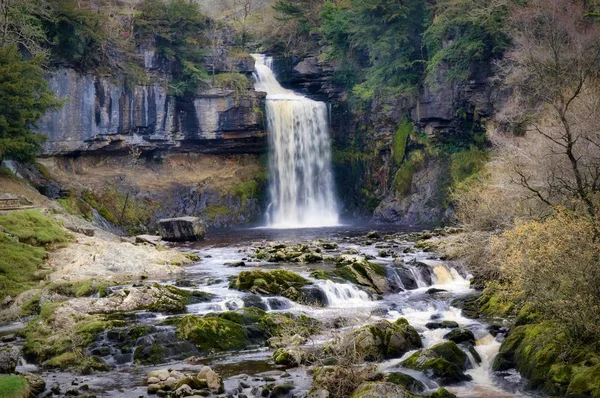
265,297,290,310
385,372,426,394
299,286,328,306
0,334,16,343
318,242,338,250
350,382,413,397
271,383,295,397
0,346,20,373
66,387,80,396
229,270,311,303
225,261,246,267
427,288,448,295
425,321,459,330
333,258,391,294
158,217,206,242
365,231,380,239
330,319,421,361
174,315,250,352
147,369,187,392
443,328,475,345
242,294,269,310
198,366,224,393
400,342,471,385
174,384,193,397
22,372,46,395
430,387,458,398
175,279,197,288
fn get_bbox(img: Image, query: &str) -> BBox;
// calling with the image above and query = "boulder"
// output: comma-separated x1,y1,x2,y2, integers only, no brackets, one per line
229,269,311,303
385,372,426,394
443,328,475,345
425,321,459,330
22,372,46,395
0,346,20,373
430,387,458,398
197,366,223,393
400,342,471,385
330,319,421,361
158,217,206,242
350,382,414,398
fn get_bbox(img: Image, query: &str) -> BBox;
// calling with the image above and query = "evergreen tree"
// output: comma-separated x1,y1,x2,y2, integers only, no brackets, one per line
0,45,60,162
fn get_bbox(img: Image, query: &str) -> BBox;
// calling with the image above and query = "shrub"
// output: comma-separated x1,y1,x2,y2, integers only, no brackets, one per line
491,209,600,346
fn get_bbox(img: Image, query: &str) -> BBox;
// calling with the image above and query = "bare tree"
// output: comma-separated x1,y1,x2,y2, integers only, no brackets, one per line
499,0,600,226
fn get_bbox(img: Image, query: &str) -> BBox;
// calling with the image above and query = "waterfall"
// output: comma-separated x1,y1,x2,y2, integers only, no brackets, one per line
252,54,339,228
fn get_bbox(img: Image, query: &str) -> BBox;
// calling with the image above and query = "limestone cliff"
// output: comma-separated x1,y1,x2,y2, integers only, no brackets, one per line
37,49,266,156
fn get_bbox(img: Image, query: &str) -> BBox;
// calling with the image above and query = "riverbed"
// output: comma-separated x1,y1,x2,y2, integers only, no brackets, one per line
9,226,540,397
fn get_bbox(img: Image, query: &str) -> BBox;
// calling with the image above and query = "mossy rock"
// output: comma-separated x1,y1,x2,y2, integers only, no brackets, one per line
332,319,421,361
350,382,415,397
175,315,250,352
429,387,457,398
333,260,389,294
443,328,475,345
401,342,470,385
494,323,600,396
229,269,311,302
385,372,426,393
273,348,298,366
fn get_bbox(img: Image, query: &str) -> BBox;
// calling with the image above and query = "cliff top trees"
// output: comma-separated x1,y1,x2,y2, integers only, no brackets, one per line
136,0,210,96
0,45,60,162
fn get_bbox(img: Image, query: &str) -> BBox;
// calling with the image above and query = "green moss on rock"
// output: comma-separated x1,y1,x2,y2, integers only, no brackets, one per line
229,269,311,302
401,342,471,385
176,315,250,352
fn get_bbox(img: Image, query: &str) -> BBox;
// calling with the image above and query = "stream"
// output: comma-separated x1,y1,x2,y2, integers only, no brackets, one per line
10,225,541,397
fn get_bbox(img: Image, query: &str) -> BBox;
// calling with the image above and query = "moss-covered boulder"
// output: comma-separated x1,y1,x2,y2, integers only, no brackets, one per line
493,323,600,396
90,283,213,314
22,303,122,372
273,346,312,367
229,269,312,303
401,342,471,385
350,382,415,398
443,328,475,345
330,319,421,361
385,372,426,394
333,257,390,294
429,387,457,398
175,315,250,352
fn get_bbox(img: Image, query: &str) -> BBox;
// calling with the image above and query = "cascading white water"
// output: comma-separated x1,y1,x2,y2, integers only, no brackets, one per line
316,279,372,307
252,54,339,228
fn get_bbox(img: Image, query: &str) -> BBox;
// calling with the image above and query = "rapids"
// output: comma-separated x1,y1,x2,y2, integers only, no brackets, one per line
5,226,542,397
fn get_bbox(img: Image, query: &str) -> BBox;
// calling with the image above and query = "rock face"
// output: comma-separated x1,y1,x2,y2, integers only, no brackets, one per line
0,346,20,373
37,70,265,156
158,217,206,242
372,159,452,226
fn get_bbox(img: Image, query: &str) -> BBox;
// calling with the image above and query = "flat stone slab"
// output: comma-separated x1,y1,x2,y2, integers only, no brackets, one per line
135,234,162,245
158,217,206,242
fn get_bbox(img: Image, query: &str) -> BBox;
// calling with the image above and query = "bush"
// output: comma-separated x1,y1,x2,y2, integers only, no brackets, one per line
491,209,600,346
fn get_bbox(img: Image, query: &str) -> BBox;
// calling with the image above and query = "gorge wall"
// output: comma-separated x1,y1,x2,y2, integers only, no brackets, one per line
30,41,505,231
271,55,506,226
29,46,269,232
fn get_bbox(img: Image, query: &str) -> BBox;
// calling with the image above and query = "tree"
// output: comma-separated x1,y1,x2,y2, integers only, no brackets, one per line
0,45,60,162
500,0,600,225
0,0,51,58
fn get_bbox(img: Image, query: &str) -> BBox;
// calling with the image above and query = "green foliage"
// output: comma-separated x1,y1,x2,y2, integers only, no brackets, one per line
136,0,209,97
321,0,428,93
394,150,424,196
0,375,29,398
213,73,251,98
0,45,59,162
424,0,509,82
449,148,488,189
